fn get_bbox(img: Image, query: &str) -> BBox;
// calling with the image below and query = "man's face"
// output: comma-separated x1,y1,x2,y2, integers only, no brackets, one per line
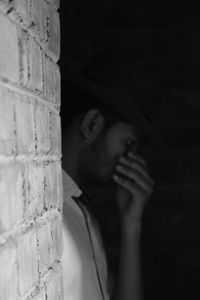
78,121,140,186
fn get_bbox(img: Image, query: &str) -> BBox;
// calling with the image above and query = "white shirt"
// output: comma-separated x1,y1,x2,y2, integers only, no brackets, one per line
61,170,110,300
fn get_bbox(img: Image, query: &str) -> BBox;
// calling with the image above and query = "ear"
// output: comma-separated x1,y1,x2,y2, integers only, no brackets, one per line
81,109,105,141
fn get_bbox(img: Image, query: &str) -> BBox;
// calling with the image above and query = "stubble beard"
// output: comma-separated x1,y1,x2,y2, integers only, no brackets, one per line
78,138,113,188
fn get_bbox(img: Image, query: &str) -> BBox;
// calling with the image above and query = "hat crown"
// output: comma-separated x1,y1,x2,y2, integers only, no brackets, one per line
79,49,160,115
63,49,165,151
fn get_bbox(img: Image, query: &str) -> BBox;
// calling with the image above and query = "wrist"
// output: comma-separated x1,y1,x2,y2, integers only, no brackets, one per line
121,218,142,236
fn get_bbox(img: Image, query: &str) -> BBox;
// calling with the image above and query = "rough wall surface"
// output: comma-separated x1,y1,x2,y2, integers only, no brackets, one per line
0,0,63,299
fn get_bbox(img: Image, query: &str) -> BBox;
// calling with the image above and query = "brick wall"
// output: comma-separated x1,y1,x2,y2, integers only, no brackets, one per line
0,1,63,299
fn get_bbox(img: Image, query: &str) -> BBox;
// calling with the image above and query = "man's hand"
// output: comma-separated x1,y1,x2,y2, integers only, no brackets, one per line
113,151,154,229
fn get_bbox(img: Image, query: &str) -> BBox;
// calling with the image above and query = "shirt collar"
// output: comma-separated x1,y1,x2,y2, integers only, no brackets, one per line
62,169,83,202
62,169,92,207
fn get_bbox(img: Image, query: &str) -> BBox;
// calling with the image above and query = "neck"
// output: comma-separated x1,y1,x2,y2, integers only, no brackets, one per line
62,126,83,185
62,156,94,197
62,156,80,185
62,150,81,188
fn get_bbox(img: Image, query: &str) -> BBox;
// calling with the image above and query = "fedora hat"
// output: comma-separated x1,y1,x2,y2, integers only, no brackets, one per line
63,49,165,151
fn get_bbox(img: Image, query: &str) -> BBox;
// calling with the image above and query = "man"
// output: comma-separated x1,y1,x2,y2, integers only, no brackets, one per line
61,50,163,300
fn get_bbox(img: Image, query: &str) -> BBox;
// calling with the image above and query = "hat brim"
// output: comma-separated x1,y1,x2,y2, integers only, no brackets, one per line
63,69,165,152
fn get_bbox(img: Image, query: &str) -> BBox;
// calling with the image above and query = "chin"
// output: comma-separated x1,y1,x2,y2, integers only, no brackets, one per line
89,171,111,186
100,169,114,184
81,164,113,187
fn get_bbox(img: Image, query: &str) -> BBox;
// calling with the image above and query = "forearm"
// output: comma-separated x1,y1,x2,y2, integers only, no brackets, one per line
112,151,153,300
112,221,143,300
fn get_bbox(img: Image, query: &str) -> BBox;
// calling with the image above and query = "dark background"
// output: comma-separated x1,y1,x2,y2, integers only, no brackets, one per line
60,1,200,299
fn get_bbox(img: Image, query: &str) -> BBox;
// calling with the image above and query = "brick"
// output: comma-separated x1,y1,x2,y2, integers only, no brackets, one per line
0,1,12,13
15,97,35,154
30,0,49,44
43,55,55,103
29,38,43,92
8,0,32,29
45,0,60,10
53,0,60,9
0,245,18,300
25,162,45,218
0,12,20,82
45,161,62,209
0,163,24,233
44,162,58,209
18,29,29,86
36,288,46,300
37,221,53,275
45,265,63,300
35,104,50,154
15,0,31,27
17,227,38,296
46,8,60,62
53,0,60,10
55,64,61,108
43,55,54,102
56,162,63,209
51,214,62,260
0,2,62,299
0,0,31,25
0,86,16,155
21,35,43,92
43,56,61,107
49,112,61,156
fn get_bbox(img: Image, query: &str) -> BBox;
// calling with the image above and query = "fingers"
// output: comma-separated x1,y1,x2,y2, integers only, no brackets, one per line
115,154,154,193
118,156,152,184
128,151,148,170
115,164,153,192
113,173,141,194
118,155,154,184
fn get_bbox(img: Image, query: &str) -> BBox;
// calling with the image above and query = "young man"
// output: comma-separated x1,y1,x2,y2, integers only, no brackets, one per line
61,51,162,300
